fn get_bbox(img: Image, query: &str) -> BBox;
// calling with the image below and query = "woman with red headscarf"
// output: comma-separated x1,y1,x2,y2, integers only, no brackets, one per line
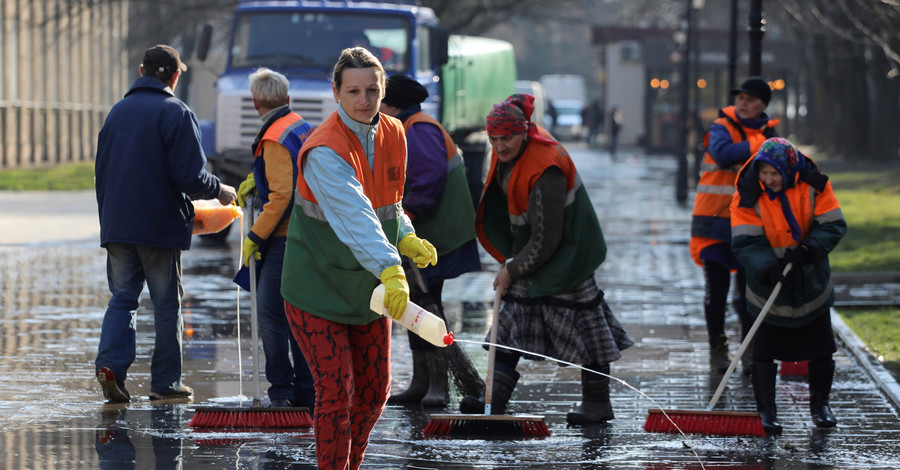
461,94,633,425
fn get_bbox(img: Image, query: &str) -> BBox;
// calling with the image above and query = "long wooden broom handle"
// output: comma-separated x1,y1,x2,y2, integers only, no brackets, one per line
484,289,501,415
706,262,793,411
247,196,263,406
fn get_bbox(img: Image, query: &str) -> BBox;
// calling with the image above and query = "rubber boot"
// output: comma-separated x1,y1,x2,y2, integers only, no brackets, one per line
709,334,731,374
387,349,428,404
734,297,753,376
808,358,837,428
421,351,450,407
459,368,519,415
751,361,782,435
566,366,614,425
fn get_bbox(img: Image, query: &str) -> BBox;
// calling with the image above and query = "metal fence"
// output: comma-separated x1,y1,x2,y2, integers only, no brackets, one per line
0,0,129,169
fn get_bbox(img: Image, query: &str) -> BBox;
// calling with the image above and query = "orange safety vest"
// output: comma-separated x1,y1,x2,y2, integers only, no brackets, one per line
282,111,407,324
689,106,778,266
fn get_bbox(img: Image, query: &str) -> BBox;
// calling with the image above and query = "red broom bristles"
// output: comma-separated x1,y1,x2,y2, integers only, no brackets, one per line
188,407,313,429
779,360,809,376
423,414,551,438
643,409,766,437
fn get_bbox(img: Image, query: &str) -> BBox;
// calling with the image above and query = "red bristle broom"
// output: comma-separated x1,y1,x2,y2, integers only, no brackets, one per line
644,264,793,437
423,291,550,438
190,196,311,429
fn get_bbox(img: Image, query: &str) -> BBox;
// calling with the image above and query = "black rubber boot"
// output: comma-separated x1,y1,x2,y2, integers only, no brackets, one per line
709,334,731,374
459,368,519,415
421,351,450,407
808,357,837,428
751,361,782,435
566,366,614,425
387,349,428,404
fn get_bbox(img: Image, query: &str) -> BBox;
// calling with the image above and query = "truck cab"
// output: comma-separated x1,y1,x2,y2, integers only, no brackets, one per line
199,0,447,186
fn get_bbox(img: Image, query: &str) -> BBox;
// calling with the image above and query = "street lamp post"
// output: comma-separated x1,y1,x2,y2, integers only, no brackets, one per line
676,0,694,204
748,0,765,76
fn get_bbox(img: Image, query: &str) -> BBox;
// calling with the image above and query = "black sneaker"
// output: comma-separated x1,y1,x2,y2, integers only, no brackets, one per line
96,367,130,403
269,398,294,408
149,384,194,400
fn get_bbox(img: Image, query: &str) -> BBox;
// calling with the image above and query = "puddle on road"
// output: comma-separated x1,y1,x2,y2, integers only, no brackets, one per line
1,230,899,468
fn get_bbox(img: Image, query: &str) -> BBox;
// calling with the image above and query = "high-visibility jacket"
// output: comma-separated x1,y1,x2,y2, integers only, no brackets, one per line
249,109,312,241
476,131,605,297
730,155,846,327
401,111,476,256
281,111,407,324
690,106,778,266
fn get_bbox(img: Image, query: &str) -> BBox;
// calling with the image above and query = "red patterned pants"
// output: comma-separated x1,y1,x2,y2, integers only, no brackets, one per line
284,301,391,470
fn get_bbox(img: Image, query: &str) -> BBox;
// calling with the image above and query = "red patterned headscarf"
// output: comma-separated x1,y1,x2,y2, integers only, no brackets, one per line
486,94,557,146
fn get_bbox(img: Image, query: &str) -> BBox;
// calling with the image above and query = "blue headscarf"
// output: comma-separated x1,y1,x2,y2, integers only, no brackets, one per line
754,137,805,242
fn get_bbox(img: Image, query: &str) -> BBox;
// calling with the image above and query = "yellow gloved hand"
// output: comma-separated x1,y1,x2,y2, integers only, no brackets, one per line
397,233,438,268
242,236,262,267
237,173,256,208
379,265,409,320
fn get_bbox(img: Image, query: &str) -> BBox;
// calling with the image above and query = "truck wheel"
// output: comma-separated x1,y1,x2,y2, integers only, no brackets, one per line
199,223,233,243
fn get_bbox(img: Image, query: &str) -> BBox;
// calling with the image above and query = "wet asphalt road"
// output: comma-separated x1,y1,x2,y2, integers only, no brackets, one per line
1,144,899,469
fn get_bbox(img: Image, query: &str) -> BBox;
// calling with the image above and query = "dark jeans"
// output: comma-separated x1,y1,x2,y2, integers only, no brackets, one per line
96,243,184,394
257,237,314,406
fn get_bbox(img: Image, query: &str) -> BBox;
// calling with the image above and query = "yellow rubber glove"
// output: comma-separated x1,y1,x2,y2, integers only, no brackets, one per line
379,265,409,320
242,236,262,267
237,173,256,208
397,233,438,268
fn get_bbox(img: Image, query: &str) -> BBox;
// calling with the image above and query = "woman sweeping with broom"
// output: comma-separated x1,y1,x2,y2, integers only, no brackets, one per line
461,94,633,425
280,47,437,469
730,137,846,435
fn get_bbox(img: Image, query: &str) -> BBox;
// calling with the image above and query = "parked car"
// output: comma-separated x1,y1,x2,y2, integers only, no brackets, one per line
550,99,586,141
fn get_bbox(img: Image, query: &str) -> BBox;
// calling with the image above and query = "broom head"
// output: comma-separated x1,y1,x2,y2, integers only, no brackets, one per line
423,413,550,438
188,406,312,429
643,408,766,437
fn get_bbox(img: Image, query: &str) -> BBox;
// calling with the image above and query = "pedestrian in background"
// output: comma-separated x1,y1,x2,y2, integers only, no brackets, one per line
235,67,315,409
689,76,779,374
94,44,237,403
280,47,437,469
378,74,481,407
461,94,633,425
608,105,624,161
730,137,846,435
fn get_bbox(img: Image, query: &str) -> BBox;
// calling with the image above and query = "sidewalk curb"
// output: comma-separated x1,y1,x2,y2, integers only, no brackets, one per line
831,309,900,412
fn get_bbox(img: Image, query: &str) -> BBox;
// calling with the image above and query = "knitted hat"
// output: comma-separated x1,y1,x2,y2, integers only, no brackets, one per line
382,75,428,110
731,76,771,106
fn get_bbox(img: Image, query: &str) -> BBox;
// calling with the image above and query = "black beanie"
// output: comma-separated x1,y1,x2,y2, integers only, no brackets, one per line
730,76,771,106
383,75,428,110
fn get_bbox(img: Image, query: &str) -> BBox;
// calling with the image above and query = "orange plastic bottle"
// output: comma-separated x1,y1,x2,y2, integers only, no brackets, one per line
191,200,242,235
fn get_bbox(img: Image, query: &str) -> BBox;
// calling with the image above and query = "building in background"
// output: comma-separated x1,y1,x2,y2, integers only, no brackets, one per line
0,0,129,169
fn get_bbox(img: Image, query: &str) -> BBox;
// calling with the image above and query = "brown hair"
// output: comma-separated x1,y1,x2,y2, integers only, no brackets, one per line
331,47,386,91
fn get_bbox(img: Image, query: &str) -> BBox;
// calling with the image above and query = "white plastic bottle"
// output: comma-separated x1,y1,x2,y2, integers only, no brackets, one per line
370,284,454,348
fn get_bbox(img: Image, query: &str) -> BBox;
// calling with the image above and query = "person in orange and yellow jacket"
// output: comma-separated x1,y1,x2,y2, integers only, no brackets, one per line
461,94,633,426
689,76,779,374
730,137,847,436
234,67,315,410
280,47,437,470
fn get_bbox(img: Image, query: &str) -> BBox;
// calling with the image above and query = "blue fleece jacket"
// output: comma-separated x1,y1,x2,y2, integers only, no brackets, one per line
95,76,221,250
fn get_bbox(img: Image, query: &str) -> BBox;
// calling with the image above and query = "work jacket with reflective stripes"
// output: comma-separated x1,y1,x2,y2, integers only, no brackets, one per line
281,111,407,324
730,155,846,328
401,111,476,256
249,108,312,242
476,133,605,298
690,106,778,266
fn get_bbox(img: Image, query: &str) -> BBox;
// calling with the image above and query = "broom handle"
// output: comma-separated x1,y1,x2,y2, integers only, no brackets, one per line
484,289,501,415
248,196,263,405
706,262,792,411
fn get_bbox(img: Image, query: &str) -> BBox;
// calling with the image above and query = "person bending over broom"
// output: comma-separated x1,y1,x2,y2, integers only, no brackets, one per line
730,137,846,435
461,94,634,425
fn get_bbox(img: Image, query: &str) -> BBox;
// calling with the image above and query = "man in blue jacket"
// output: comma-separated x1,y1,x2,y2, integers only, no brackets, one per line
94,44,236,403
